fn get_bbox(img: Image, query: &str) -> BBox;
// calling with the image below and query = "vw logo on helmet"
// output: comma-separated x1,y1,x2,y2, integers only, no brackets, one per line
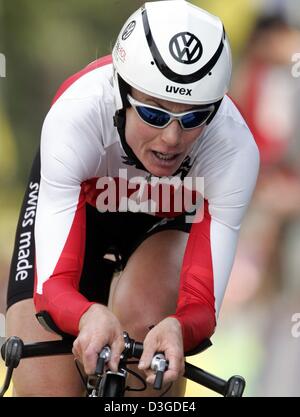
122,21,136,40
169,32,203,65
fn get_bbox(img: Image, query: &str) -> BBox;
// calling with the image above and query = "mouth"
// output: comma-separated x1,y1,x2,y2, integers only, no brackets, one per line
151,151,180,163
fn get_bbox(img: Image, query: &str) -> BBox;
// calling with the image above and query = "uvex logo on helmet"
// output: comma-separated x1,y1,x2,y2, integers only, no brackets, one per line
166,86,192,96
169,32,203,65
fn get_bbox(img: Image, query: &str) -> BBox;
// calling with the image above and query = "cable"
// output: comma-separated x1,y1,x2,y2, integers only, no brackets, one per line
74,359,88,390
125,368,147,392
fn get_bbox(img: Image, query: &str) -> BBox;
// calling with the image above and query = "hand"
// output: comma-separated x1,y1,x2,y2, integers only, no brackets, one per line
138,317,185,386
72,304,124,375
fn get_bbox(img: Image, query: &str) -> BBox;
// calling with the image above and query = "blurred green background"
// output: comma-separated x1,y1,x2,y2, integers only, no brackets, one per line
1,0,300,397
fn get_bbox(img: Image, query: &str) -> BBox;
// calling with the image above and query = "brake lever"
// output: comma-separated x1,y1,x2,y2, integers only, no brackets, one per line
95,346,111,375
151,353,169,390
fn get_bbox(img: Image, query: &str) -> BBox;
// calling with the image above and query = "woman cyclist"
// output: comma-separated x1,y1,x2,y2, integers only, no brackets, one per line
6,0,259,396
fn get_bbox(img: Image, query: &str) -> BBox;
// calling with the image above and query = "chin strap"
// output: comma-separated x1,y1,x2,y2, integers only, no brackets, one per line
207,98,223,124
113,109,148,172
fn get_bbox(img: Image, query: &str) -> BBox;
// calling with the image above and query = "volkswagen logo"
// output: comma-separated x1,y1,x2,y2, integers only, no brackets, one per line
169,32,203,65
122,21,136,40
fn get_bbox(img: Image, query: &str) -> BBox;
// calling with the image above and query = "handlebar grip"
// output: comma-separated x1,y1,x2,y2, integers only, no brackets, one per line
1,337,24,368
153,370,164,390
225,376,246,397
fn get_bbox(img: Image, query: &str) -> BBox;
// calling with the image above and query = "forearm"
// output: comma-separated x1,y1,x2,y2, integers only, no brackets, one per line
34,278,95,335
170,302,216,352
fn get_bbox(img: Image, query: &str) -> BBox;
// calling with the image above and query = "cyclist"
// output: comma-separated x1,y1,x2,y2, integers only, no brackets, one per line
5,0,259,397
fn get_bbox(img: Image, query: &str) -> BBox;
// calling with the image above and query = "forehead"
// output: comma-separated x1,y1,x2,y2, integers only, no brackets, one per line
131,88,199,112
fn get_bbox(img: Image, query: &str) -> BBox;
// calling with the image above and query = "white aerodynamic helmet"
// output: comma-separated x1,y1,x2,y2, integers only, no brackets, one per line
112,0,232,109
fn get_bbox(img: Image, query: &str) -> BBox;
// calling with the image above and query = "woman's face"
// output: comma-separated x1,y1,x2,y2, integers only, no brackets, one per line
125,88,205,177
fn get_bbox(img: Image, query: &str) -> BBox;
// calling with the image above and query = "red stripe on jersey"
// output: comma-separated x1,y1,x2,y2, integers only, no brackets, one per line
51,55,113,106
169,200,216,352
34,188,95,335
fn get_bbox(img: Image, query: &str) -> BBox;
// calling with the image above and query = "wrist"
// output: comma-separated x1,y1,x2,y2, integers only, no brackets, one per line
168,315,183,329
79,303,106,330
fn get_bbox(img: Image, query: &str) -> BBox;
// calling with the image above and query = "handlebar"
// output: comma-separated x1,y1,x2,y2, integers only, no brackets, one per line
0,335,245,397
94,333,169,390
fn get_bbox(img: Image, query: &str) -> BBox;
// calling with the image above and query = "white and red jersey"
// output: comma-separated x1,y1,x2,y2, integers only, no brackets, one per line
34,56,259,351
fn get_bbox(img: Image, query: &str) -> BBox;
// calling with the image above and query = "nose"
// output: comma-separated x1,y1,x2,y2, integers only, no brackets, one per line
160,120,182,148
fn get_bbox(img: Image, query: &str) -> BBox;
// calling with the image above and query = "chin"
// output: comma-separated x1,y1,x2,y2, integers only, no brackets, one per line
146,162,182,178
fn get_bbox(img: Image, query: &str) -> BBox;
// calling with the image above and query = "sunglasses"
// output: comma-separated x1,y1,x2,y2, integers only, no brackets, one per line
127,94,215,130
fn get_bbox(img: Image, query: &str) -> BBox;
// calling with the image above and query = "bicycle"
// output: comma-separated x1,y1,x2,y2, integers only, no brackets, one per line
0,312,246,397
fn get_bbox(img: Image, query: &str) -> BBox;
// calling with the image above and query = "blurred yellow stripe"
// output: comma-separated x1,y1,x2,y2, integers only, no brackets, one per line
0,361,13,397
0,102,17,181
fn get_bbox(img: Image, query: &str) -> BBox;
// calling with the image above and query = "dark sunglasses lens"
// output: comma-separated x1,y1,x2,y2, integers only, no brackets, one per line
136,106,170,127
181,110,212,129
